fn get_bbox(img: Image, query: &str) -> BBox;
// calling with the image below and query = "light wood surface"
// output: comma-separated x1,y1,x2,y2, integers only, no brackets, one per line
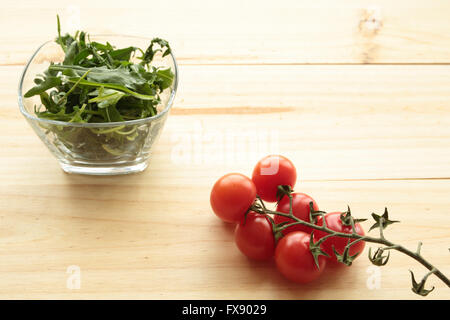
0,0,449,299
2,0,450,65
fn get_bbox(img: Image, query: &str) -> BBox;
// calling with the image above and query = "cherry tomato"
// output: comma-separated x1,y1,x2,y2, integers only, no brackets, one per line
275,231,327,283
314,212,366,263
252,155,297,202
235,212,275,260
210,173,257,223
274,193,318,235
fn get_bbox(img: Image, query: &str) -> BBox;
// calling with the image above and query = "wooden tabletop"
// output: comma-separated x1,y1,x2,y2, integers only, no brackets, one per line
0,0,449,299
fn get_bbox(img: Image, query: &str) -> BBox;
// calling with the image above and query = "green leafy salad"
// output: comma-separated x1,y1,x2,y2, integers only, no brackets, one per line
25,16,174,124
22,16,175,160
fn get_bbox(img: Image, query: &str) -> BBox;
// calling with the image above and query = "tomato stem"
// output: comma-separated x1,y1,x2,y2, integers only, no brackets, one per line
250,192,450,294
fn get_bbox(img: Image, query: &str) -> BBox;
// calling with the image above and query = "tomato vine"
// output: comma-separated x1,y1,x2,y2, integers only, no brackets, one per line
249,186,450,297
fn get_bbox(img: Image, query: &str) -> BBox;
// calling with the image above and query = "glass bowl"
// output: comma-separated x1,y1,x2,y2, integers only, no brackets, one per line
18,35,178,175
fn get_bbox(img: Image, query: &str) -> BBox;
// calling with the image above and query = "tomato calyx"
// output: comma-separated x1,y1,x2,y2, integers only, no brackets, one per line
332,241,361,266
368,247,390,266
250,197,280,242
339,206,367,227
410,269,437,297
369,207,400,232
275,184,293,204
308,204,327,225
308,232,330,269
271,221,290,242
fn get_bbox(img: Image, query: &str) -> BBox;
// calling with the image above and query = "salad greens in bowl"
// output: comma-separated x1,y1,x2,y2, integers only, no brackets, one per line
18,17,178,175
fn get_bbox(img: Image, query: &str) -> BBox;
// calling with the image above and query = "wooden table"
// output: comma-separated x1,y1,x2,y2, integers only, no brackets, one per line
0,0,449,299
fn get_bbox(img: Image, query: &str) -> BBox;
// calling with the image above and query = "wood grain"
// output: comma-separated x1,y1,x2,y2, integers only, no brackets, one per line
1,0,450,65
2,65,449,180
0,177,449,299
0,0,449,300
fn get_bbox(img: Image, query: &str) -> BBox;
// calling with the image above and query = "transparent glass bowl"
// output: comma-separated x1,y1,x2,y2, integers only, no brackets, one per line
18,35,178,175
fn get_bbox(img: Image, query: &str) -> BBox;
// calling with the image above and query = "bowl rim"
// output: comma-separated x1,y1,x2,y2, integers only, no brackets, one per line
18,34,179,128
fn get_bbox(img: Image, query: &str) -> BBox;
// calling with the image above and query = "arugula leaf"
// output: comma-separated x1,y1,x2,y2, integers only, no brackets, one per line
39,91,59,113
67,77,154,100
24,76,62,98
49,65,148,91
156,68,175,90
56,14,66,52
141,38,172,65
73,48,90,65
24,15,174,155
110,46,136,61
63,41,78,65
88,88,126,109
69,104,87,123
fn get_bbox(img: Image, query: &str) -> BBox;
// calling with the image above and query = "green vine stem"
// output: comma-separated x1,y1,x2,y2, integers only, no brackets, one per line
250,191,450,296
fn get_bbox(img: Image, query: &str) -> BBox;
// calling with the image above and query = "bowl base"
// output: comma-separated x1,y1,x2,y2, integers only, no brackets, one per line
60,161,148,175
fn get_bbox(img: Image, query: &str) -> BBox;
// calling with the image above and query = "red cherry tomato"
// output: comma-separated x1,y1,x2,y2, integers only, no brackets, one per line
252,155,297,202
235,212,275,260
210,173,257,223
314,212,366,263
275,231,327,283
274,193,318,235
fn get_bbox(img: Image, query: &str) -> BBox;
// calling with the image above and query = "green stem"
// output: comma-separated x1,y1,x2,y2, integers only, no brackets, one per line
250,204,450,288
57,68,92,105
